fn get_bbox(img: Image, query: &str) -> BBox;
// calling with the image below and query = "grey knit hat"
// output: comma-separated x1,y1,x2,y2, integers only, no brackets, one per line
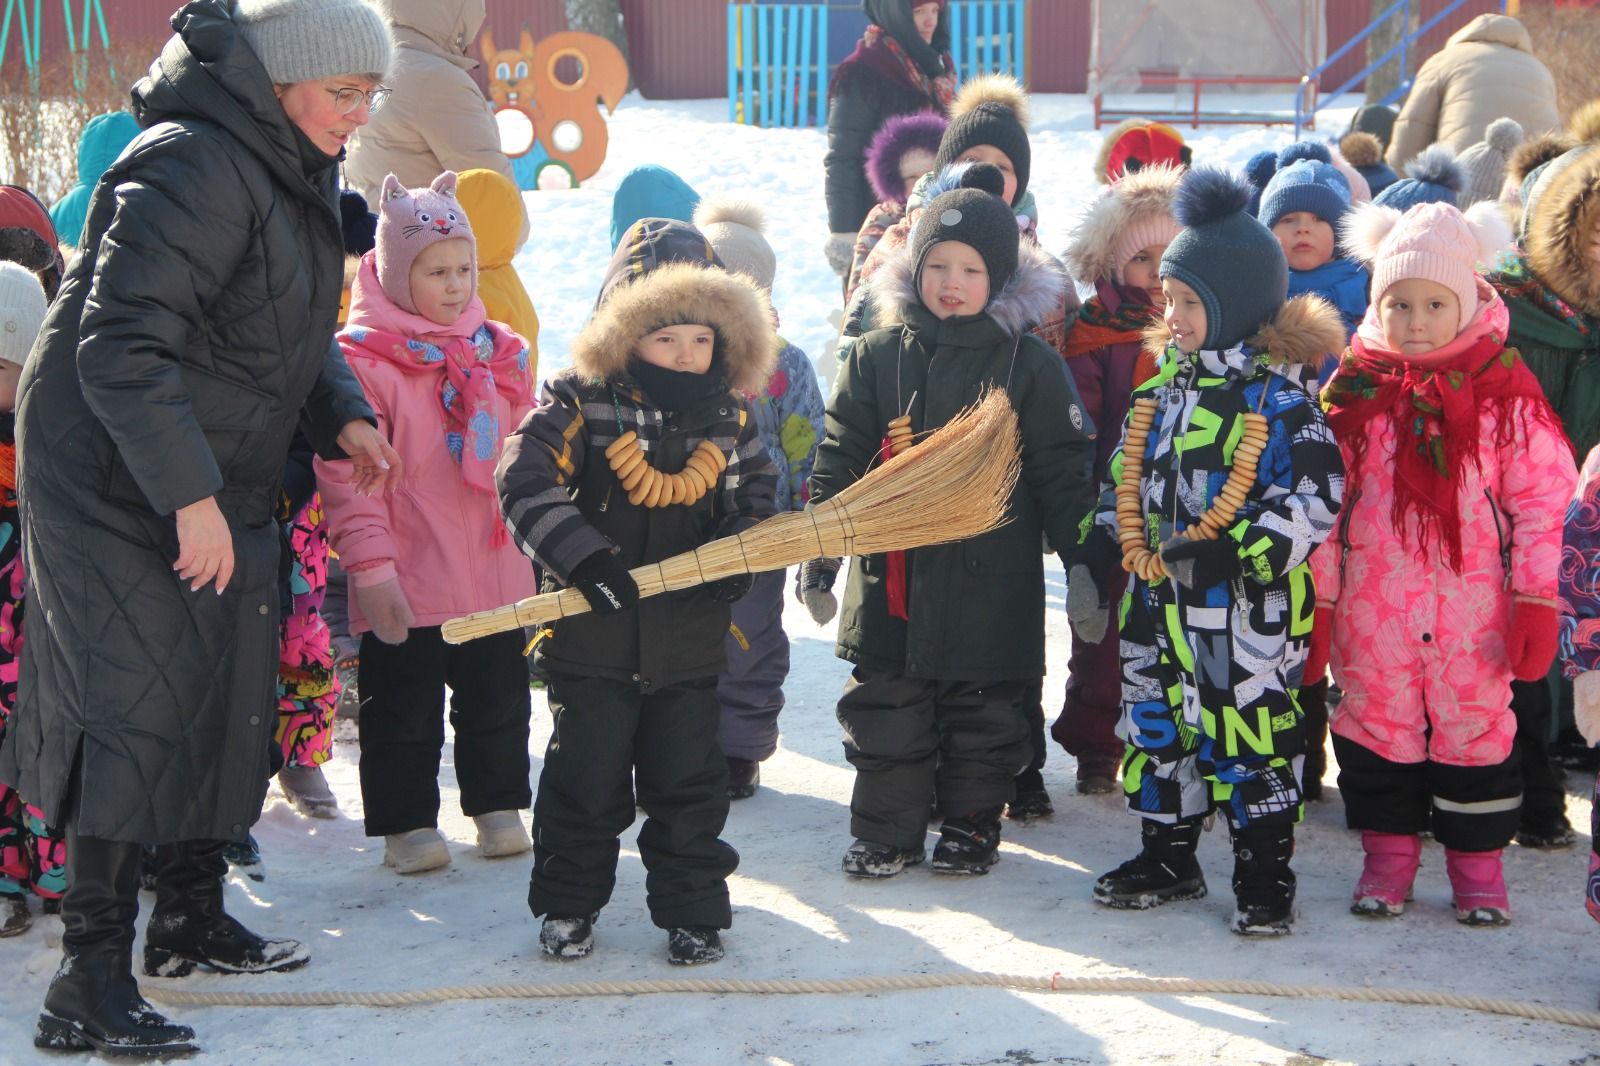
1160,167,1287,352
235,0,394,85
1457,118,1524,207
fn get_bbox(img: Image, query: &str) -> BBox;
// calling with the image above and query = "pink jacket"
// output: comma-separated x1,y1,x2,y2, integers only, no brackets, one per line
1312,290,1577,765
315,256,539,634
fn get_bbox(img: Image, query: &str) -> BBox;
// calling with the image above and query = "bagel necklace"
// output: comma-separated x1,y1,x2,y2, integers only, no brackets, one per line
603,391,727,508
1115,392,1270,585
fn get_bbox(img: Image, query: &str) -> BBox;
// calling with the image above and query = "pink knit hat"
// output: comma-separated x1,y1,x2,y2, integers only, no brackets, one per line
1110,212,1183,284
1342,200,1511,332
376,171,477,316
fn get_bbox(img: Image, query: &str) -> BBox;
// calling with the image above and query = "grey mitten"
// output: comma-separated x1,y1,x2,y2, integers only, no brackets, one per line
1065,565,1110,644
1064,528,1120,645
1158,535,1244,591
796,557,841,625
824,232,856,278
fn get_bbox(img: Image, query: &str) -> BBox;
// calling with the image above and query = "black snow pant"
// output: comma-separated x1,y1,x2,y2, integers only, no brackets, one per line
1019,677,1047,777
1332,733,1522,851
837,667,1030,849
357,626,532,838
1510,678,1567,830
530,672,737,930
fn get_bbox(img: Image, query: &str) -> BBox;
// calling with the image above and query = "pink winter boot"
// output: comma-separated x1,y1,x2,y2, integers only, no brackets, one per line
1351,831,1422,917
1444,848,1510,926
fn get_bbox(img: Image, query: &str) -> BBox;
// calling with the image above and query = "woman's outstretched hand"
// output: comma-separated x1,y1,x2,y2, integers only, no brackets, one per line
338,420,403,496
174,496,234,594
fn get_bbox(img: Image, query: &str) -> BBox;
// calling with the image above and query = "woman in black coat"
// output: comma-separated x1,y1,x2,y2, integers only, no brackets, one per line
0,0,400,1056
824,0,955,277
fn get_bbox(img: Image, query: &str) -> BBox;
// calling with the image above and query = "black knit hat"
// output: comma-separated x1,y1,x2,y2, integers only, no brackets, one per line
1159,166,1287,351
933,97,1030,206
910,163,1018,303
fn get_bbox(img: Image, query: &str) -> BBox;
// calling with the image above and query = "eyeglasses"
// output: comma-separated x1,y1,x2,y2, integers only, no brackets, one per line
326,86,391,117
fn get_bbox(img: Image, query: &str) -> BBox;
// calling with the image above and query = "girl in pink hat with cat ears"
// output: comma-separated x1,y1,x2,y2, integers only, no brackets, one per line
317,171,539,876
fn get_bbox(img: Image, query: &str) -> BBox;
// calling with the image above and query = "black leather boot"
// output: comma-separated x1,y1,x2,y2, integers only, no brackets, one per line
1229,822,1297,936
931,808,1004,874
143,839,308,977
1093,818,1208,908
35,831,197,1056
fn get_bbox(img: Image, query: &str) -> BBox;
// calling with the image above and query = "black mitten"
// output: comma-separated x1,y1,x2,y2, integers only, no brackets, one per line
709,573,754,603
1159,536,1244,590
569,550,640,614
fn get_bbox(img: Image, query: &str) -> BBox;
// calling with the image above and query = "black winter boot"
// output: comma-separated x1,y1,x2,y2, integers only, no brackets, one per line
666,926,724,965
36,832,197,1056
143,840,308,977
1006,768,1054,824
931,809,1003,875
1229,822,1296,936
1093,818,1208,908
539,913,596,959
841,839,925,878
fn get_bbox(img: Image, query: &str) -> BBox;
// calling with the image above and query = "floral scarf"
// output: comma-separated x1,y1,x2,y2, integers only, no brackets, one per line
1488,246,1595,340
863,24,956,110
1061,292,1159,360
1322,292,1564,571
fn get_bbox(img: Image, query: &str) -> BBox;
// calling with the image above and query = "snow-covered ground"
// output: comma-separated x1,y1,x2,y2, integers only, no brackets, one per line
2,93,1597,1066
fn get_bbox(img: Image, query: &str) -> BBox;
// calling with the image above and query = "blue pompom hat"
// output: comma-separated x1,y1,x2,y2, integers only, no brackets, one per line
1372,144,1464,211
1258,158,1352,228
1160,166,1288,352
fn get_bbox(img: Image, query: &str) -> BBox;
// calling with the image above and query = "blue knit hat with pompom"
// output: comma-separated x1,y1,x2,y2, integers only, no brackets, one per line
1160,166,1288,351
1373,144,1464,210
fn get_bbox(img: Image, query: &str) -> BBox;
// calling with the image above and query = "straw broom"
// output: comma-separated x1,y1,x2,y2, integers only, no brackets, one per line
442,389,1021,644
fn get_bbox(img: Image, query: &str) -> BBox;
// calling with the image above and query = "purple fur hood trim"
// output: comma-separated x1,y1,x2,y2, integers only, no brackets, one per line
865,111,949,207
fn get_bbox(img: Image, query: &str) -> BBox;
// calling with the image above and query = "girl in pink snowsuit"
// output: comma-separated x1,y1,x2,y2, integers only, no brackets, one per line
1307,200,1577,926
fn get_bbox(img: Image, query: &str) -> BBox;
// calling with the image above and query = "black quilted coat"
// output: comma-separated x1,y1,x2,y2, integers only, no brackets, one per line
0,0,375,843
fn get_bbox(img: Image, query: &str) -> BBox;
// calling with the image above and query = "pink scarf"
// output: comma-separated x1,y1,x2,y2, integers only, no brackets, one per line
343,254,531,546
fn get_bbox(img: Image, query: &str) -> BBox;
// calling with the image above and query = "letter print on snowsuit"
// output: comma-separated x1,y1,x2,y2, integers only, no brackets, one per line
1095,340,1343,829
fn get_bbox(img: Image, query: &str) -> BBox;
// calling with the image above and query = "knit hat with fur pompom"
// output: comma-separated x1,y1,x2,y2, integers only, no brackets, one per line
1159,166,1287,351
1343,199,1512,332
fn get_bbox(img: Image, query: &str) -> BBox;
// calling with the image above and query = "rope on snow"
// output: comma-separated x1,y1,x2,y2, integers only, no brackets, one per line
141,972,1600,1031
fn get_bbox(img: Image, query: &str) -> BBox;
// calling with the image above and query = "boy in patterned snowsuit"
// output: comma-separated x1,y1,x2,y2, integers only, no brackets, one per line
1067,168,1345,935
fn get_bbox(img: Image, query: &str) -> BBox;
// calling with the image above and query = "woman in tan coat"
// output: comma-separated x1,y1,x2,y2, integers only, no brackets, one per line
1387,13,1560,171
346,0,528,244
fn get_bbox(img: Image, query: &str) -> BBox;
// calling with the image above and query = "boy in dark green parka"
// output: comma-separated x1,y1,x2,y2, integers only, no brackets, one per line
810,164,1095,877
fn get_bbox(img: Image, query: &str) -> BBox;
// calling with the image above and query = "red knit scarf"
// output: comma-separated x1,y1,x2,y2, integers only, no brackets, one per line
1323,331,1564,572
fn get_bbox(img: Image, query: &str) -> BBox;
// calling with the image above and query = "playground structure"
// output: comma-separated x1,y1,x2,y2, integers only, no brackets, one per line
726,0,1026,128
481,28,629,190
1295,0,1502,136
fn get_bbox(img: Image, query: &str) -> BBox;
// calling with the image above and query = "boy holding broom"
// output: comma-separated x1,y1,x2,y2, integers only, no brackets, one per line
496,219,776,965
810,164,1096,877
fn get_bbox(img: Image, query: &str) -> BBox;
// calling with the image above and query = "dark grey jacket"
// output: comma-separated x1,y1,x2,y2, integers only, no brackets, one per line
0,0,373,843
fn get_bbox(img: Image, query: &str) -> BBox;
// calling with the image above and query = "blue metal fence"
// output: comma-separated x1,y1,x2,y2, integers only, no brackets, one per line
0,0,111,78
729,1,1026,128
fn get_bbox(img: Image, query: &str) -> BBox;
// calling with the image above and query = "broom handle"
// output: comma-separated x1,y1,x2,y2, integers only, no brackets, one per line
441,563,684,644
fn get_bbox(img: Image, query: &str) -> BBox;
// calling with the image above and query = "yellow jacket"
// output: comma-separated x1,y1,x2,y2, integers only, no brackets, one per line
457,168,540,378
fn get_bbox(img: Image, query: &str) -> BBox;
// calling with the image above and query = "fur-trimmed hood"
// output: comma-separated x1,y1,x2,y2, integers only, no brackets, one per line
574,220,776,394
1526,146,1600,316
1094,118,1189,185
865,110,948,206
1141,293,1345,371
867,232,1067,339
1062,163,1183,285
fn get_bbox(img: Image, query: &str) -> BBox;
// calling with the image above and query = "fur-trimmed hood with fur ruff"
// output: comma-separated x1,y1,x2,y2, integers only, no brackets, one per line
573,220,776,394
1141,293,1346,378
1527,146,1600,316
1062,163,1183,285
867,231,1067,339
